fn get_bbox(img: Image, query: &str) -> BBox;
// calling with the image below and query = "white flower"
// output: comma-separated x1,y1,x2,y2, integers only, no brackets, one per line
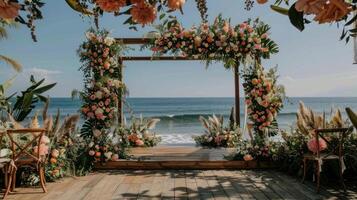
104,152,113,159
86,32,96,40
93,129,102,138
95,91,103,99
102,88,110,95
104,37,115,46
113,80,122,88
95,108,104,115
88,142,94,148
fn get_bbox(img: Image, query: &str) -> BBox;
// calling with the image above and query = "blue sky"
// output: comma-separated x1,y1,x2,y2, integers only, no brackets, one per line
1,0,356,97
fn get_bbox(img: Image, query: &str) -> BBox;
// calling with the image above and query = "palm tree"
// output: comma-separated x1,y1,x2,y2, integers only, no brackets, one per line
0,19,22,72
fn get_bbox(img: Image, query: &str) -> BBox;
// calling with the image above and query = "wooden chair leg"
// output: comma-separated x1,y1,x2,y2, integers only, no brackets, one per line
301,158,307,183
316,160,320,193
11,169,16,192
3,167,13,199
339,159,346,192
39,166,47,193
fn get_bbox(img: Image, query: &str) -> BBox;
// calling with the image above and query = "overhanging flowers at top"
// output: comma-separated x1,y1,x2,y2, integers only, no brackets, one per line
146,15,279,68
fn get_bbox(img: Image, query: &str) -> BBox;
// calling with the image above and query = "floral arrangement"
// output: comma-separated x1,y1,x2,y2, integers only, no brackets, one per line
242,64,285,140
78,29,126,163
149,15,279,68
117,116,162,148
193,114,243,148
0,0,45,41
270,0,356,42
230,140,283,161
66,0,189,28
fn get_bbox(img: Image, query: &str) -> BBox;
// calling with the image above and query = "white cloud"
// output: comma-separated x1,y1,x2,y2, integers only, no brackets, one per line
25,67,62,77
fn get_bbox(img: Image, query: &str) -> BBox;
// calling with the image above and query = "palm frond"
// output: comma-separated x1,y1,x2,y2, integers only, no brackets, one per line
0,55,22,72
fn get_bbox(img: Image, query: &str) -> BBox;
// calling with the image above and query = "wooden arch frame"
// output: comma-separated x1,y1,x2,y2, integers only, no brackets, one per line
116,38,241,126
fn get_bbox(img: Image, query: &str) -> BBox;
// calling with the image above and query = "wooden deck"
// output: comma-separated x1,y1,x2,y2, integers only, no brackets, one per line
96,147,278,170
3,170,356,200
128,147,237,161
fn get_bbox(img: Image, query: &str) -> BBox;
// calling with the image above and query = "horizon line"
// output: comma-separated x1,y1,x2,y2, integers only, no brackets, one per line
49,96,357,98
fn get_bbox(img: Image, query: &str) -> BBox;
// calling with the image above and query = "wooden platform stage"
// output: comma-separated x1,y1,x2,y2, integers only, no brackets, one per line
95,146,277,170
3,170,356,200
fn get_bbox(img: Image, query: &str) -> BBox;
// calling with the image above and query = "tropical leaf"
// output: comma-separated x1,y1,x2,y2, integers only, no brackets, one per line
288,3,305,31
81,120,94,138
65,0,93,15
270,5,289,16
11,76,56,121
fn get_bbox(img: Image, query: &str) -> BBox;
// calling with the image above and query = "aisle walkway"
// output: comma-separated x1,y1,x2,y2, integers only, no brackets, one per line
3,170,356,200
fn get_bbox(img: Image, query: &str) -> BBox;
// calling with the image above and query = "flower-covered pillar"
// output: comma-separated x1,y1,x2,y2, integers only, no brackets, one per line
234,64,240,126
78,29,126,162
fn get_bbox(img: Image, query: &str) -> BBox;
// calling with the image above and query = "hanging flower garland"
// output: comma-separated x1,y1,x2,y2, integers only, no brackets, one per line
78,28,126,162
0,0,45,42
148,15,279,68
242,63,285,141
66,0,190,28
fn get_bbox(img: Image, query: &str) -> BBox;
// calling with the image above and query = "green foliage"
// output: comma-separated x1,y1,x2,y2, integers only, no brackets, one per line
288,3,304,31
11,75,56,121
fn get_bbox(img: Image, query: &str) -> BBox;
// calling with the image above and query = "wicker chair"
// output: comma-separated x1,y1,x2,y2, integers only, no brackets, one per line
301,127,353,192
3,128,47,199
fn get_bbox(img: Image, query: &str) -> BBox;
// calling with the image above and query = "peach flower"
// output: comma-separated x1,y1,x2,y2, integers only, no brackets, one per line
0,0,20,19
33,144,49,156
307,138,327,153
256,0,268,4
51,149,59,158
135,139,144,146
168,0,185,10
95,0,126,12
111,154,119,161
243,154,253,161
130,2,157,26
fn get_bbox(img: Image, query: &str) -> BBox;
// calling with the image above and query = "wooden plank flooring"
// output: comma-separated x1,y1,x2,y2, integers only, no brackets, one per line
2,170,356,200
96,147,278,170
128,147,237,161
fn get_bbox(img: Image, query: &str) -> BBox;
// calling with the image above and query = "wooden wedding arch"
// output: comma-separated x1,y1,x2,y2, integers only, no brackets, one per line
116,37,242,127
95,38,279,170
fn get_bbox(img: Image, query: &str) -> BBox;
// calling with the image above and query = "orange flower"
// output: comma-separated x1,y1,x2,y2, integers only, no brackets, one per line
168,0,185,10
95,0,126,12
128,134,139,142
50,158,57,164
130,2,157,26
130,0,144,4
0,0,20,20
256,0,268,4
243,154,253,161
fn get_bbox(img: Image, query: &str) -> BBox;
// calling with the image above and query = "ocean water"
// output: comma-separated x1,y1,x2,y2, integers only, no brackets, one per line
28,97,357,145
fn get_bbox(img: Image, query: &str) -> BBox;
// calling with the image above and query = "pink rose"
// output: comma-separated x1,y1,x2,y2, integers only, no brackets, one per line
135,140,144,146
